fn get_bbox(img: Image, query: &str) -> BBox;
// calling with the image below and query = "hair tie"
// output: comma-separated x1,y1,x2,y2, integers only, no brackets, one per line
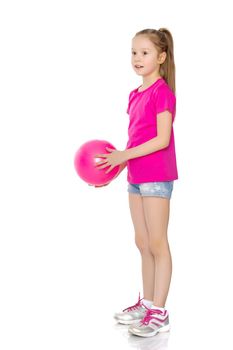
158,29,165,36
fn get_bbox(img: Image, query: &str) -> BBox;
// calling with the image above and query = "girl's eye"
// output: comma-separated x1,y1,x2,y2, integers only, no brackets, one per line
131,51,148,55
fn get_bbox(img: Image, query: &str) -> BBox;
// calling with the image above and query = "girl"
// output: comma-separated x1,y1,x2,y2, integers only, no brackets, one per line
94,28,178,338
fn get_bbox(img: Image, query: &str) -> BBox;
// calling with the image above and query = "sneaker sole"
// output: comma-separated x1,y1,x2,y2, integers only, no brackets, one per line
114,317,144,325
128,324,170,337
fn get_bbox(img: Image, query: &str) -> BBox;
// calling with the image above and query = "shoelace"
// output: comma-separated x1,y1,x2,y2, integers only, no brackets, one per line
140,306,165,326
123,292,144,312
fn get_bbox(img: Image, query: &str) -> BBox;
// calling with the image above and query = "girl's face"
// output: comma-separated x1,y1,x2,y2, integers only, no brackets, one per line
131,35,165,77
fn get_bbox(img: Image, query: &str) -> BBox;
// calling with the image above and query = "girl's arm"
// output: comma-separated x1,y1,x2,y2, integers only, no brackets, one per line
94,111,172,174
113,161,127,179
125,111,172,160
118,161,127,172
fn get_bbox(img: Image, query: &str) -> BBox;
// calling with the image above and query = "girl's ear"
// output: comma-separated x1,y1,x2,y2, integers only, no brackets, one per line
158,51,166,64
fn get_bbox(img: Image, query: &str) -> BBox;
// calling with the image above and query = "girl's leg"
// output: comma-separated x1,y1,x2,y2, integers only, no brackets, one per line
142,196,172,307
128,193,155,301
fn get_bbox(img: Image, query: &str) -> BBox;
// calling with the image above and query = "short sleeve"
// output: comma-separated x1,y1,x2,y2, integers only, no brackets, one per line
155,87,176,121
126,102,130,114
126,90,135,114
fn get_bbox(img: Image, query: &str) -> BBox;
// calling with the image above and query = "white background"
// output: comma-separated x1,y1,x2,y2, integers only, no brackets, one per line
1,0,233,349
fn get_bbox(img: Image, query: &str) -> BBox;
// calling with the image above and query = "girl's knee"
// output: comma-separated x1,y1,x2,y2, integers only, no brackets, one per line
135,235,150,254
148,237,169,256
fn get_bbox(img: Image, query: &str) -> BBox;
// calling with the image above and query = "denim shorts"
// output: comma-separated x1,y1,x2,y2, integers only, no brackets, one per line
127,181,174,199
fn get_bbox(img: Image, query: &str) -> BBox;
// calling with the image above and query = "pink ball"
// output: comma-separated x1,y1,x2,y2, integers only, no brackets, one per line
74,139,120,186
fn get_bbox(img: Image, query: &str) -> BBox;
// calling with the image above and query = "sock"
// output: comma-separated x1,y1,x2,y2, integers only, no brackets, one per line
151,304,165,311
142,299,153,308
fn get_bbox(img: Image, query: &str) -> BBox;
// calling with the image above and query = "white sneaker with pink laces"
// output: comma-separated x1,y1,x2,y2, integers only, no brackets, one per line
114,293,149,325
128,305,170,337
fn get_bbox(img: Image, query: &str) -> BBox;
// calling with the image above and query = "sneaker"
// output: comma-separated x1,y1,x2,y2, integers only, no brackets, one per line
114,293,148,325
128,305,170,337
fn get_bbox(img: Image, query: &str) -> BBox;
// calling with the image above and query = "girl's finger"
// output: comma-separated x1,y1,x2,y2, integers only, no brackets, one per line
95,160,105,166
95,159,108,167
96,163,110,170
105,165,114,174
94,154,107,158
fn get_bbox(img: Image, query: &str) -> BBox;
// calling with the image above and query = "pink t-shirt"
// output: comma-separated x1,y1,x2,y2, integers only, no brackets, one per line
126,77,178,183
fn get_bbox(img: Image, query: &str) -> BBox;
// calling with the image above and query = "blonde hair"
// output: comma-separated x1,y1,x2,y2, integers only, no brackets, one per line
134,28,176,95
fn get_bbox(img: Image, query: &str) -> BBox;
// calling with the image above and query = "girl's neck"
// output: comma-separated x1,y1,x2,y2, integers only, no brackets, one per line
139,75,162,92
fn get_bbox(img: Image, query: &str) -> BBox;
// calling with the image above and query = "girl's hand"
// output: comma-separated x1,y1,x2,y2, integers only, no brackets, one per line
94,147,128,174
95,183,109,187
88,183,109,188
